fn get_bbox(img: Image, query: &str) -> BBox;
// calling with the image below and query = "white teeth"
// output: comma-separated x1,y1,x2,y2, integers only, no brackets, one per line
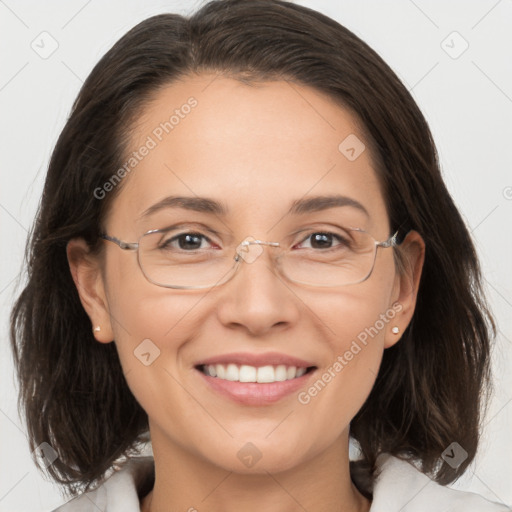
274,365,288,382
216,364,226,379
257,365,275,383
287,366,297,379
239,365,257,382
225,364,239,381
296,367,307,377
202,363,310,383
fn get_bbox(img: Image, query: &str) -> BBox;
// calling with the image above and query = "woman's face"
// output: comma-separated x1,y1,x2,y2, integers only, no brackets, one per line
73,73,422,474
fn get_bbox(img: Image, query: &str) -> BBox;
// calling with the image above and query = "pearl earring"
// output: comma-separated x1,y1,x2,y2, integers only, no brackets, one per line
391,326,400,334
93,326,101,332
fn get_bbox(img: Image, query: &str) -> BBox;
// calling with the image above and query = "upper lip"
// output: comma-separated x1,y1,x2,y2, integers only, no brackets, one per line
195,352,316,369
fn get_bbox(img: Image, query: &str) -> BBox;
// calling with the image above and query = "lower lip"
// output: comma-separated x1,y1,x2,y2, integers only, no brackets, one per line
195,368,316,405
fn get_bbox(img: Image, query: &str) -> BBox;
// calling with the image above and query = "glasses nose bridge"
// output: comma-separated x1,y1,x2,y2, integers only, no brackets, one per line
239,239,280,249
234,238,281,267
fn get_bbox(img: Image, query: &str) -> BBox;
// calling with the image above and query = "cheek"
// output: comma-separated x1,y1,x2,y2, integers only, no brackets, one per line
108,289,206,365
295,277,396,438
104,257,208,404
106,289,210,446
310,255,397,362
104,247,205,351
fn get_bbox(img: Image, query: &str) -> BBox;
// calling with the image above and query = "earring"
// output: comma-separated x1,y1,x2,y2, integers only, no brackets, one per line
93,326,101,333
391,326,400,334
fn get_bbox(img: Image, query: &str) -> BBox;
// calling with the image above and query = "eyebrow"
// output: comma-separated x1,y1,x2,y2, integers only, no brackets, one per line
138,194,369,220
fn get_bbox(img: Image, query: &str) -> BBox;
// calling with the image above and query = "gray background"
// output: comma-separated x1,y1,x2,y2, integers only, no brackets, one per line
1,0,511,510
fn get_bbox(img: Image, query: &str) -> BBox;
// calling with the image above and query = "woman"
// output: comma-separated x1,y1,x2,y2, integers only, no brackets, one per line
10,0,511,510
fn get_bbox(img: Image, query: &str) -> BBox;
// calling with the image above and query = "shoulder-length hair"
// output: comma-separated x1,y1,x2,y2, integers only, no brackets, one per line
10,0,494,497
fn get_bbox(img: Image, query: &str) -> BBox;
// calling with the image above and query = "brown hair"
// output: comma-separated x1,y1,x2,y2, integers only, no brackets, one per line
10,0,494,498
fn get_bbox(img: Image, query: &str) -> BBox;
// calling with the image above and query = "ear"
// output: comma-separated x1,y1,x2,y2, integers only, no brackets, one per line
384,230,425,348
66,238,114,343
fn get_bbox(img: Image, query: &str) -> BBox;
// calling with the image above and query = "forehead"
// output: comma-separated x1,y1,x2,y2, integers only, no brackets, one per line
106,73,388,234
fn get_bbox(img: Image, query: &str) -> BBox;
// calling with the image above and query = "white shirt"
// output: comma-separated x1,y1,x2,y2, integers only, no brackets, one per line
52,453,511,511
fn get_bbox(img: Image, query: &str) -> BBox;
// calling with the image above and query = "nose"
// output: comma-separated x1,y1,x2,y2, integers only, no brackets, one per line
215,241,301,336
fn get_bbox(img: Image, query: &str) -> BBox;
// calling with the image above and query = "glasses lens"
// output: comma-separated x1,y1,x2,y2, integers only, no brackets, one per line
279,229,377,287
138,230,235,289
138,228,378,289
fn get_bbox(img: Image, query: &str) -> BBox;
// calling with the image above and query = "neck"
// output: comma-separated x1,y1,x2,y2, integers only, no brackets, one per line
140,425,371,512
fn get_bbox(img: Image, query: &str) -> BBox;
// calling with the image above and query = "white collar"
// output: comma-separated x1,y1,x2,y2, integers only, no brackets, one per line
53,453,510,511
369,453,510,511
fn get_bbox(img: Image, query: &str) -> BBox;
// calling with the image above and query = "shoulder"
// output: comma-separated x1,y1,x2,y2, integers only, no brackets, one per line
51,456,155,512
368,454,511,511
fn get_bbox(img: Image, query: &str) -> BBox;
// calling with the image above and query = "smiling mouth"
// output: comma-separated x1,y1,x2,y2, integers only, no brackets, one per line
196,363,317,383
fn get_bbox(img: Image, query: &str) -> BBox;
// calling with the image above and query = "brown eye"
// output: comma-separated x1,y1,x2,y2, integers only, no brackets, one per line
296,232,347,250
161,232,211,251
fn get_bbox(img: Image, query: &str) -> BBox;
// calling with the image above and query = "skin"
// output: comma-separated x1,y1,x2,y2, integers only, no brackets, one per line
67,73,425,512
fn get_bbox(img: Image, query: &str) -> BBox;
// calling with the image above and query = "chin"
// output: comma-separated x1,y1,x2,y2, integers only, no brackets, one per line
198,434,313,475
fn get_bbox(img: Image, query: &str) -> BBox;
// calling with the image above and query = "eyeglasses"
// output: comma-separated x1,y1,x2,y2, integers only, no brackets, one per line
99,225,401,290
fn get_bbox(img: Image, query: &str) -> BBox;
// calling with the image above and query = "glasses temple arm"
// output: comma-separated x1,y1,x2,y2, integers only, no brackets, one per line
100,234,139,251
